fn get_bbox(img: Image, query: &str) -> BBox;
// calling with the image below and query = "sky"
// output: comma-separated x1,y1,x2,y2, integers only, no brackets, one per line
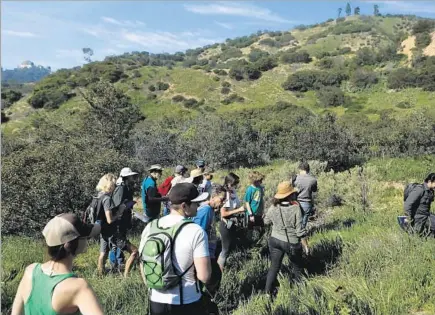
2,1,435,70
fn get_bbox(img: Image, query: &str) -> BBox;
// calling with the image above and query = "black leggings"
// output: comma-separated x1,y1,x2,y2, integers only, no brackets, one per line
265,237,305,294
217,220,237,267
150,298,206,315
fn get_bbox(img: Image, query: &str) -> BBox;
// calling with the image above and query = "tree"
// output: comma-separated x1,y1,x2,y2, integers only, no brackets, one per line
82,48,94,63
346,3,352,16
354,6,360,15
338,8,343,18
373,4,380,16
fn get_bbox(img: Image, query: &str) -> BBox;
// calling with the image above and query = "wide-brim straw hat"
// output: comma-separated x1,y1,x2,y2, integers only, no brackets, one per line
274,181,298,199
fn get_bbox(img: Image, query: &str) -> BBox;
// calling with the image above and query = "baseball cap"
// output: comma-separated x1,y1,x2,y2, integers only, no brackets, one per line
175,165,187,175
120,167,138,177
148,164,163,172
169,183,209,204
196,159,205,168
42,213,101,247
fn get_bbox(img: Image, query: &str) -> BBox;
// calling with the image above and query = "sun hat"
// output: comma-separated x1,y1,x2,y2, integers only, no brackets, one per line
120,167,138,177
42,213,100,247
169,183,209,204
274,181,298,199
184,169,204,183
175,165,187,175
148,164,163,172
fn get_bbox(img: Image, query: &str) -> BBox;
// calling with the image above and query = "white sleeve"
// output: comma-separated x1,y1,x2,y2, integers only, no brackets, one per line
192,228,210,258
223,191,231,208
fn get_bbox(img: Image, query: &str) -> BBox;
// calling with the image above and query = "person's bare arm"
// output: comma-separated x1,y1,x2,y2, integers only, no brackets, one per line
220,206,245,218
194,256,211,284
73,279,104,315
301,238,309,255
245,202,253,216
11,264,37,315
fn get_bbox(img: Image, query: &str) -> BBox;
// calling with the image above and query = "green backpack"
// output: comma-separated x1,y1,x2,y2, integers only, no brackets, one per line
140,219,194,292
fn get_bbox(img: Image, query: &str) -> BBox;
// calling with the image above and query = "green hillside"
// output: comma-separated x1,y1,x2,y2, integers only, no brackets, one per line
2,14,435,135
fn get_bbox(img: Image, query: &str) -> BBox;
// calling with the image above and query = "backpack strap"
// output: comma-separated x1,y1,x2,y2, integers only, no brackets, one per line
278,205,292,244
170,220,194,306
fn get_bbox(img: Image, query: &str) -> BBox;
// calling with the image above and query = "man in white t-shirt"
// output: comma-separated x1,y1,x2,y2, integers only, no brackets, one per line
139,183,211,315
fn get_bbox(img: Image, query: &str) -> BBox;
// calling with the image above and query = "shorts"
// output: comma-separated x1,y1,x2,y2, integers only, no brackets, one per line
100,235,113,253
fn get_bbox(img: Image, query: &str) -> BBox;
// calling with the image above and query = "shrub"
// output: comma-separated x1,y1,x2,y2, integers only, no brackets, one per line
415,32,432,49
213,76,220,81
147,93,157,100
331,21,372,35
254,56,278,71
317,57,335,69
221,93,244,105
1,111,9,123
213,69,228,76
197,59,209,67
132,70,141,78
316,87,346,107
183,98,199,108
350,69,379,89
156,81,170,91
148,84,156,92
258,38,277,47
412,19,435,35
1,89,22,108
221,87,231,95
282,70,348,92
249,49,269,63
172,95,185,103
281,50,312,64
396,101,413,109
182,58,197,68
387,68,418,89
220,47,243,61
222,81,231,88
229,63,262,81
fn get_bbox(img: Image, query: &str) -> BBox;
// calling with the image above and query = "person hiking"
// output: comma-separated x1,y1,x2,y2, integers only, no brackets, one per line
244,171,266,236
11,213,104,315
139,183,211,315
293,161,318,229
192,184,226,296
404,173,435,236
217,172,245,272
141,164,169,223
160,165,188,216
186,169,204,190
110,167,139,278
264,181,309,296
199,167,214,198
196,159,206,173
96,173,123,276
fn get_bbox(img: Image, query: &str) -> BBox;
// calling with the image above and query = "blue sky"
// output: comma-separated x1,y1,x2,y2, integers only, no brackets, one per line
2,1,435,70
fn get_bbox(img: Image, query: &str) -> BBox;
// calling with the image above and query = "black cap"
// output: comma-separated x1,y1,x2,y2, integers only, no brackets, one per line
169,183,209,204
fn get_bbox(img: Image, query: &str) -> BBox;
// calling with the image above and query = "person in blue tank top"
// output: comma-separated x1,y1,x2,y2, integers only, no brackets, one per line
141,164,168,223
11,213,103,315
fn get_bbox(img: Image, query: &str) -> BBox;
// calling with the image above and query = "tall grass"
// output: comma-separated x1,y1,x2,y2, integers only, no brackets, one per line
2,157,434,314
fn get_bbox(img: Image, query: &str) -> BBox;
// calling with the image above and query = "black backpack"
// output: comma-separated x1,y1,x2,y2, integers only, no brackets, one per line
403,183,422,202
83,195,103,224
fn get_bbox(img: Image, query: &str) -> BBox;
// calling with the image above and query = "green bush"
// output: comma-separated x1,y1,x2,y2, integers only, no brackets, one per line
229,63,262,81
254,56,278,72
415,32,432,49
156,81,170,91
280,50,311,64
258,38,278,47
148,84,156,92
1,89,22,108
350,69,378,89
249,49,270,63
172,95,185,103
221,93,244,105
396,101,413,109
316,57,335,69
282,70,348,92
213,69,228,76
412,19,435,34
222,81,231,88
221,87,231,95
183,98,199,108
387,68,418,89
220,47,243,61
316,86,346,107
330,20,372,35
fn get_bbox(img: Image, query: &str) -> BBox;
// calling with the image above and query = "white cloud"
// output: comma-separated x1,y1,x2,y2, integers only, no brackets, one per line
2,29,38,37
101,16,145,28
184,2,295,24
374,1,435,14
214,21,234,30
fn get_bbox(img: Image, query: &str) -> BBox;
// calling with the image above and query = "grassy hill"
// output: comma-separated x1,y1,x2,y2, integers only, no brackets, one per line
2,14,435,135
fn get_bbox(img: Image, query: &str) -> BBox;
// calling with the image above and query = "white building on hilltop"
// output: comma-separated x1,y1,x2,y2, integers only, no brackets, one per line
18,60,35,69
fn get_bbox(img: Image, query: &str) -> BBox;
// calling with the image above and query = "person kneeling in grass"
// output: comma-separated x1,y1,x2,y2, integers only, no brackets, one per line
12,213,104,315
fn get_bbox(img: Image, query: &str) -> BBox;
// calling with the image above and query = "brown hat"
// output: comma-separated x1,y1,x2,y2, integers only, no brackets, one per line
42,213,100,247
274,181,298,199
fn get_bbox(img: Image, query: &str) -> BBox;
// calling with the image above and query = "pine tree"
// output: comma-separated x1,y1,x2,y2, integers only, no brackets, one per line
354,6,360,15
338,7,343,18
346,3,352,16
373,4,380,16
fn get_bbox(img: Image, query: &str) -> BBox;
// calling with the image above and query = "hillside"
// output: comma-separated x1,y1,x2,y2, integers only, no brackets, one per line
2,14,435,134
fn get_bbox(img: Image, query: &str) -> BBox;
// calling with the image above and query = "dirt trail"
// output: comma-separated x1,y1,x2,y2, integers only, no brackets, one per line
423,31,435,57
400,35,416,61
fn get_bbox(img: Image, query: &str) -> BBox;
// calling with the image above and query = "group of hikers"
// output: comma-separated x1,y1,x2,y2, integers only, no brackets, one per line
11,158,434,315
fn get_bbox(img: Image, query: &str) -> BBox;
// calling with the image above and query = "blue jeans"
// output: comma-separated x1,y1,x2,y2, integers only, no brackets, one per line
299,201,313,229
109,247,125,267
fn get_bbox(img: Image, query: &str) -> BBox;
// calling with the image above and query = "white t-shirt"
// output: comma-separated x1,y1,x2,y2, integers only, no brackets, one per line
223,189,241,209
139,214,209,305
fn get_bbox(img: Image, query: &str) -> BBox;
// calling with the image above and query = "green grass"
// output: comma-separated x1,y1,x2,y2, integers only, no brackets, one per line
3,157,435,314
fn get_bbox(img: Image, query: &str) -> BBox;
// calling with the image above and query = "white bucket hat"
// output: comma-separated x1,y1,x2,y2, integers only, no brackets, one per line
120,167,138,177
